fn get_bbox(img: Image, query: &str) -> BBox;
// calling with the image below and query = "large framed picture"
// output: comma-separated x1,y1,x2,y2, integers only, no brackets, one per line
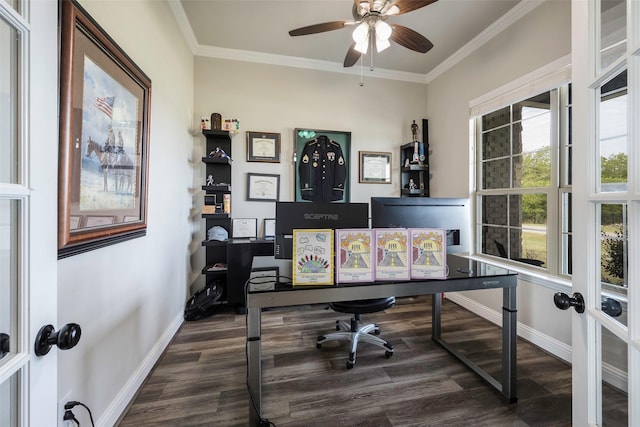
294,128,351,203
246,131,280,162
58,0,151,258
247,173,280,202
359,151,392,183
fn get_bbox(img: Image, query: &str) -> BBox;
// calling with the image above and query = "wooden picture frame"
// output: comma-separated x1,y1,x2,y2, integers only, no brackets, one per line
247,173,280,202
359,151,392,183
58,0,151,258
247,131,280,162
293,128,351,203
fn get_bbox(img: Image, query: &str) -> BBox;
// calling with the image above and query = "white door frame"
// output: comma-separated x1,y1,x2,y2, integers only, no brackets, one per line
0,0,59,425
571,0,638,425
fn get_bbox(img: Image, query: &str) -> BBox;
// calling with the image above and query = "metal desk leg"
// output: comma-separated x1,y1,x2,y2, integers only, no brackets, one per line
432,292,442,340
247,307,262,425
502,286,518,402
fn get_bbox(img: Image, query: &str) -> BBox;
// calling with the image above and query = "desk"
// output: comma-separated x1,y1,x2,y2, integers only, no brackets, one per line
226,239,274,309
246,255,517,425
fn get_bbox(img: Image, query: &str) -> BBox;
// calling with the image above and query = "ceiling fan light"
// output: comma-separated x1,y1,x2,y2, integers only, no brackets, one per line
352,22,369,43
386,5,400,16
375,20,392,41
375,37,390,52
355,38,369,54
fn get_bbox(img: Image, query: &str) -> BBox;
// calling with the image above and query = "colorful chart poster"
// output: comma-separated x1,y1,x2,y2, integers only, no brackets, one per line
292,229,334,286
335,229,374,283
374,228,410,281
409,228,447,279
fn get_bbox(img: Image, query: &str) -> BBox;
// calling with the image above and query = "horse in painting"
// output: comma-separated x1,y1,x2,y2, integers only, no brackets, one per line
85,136,134,194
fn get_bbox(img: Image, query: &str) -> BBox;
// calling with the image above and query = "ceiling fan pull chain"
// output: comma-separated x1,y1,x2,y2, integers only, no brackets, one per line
360,56,365,86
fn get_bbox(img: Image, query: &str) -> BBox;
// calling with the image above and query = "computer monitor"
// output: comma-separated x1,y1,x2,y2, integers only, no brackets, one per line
275,202,369,259
370,197,471,254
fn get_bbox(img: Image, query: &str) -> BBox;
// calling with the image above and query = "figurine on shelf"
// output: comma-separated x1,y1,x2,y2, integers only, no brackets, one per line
409,179,417,190
411,120,419,142
404,158,410,168
210,113,222,130
206,174,214,186
208,146,232,161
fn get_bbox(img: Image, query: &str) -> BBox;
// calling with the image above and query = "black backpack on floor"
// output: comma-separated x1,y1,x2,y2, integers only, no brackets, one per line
184,281,224,321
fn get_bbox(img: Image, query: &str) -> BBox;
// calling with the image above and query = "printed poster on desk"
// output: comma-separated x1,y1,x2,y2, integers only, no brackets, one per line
374,228,410,281
292,229,334,286
335,229,374,283
410,228,447,279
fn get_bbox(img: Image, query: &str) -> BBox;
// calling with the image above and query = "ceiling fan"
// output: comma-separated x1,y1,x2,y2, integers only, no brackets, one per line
289,0,438,68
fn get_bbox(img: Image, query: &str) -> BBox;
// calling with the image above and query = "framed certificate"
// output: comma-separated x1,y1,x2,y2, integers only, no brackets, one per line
232,218,257,238
247,173,280,202
263,218,276,239
359,151,392,183
247,131,280,162
336,229,374,283
292,229,334,286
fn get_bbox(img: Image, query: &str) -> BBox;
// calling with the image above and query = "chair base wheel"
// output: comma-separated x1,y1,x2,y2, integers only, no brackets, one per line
346,361,354,369
385,350,393,358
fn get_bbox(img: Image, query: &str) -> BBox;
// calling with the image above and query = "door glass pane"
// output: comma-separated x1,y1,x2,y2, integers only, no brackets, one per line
599,70,627,192
562,192,572,275
0,16,20,184
601,325,628,425
600,203,627,326
0,372,19,426
0,200,18,364
600,0,626,70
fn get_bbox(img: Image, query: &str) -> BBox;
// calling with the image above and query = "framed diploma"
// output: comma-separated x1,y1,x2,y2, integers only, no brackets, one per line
232,218,257,238
247,131,280,162
247,173,280,202
359,151,392,183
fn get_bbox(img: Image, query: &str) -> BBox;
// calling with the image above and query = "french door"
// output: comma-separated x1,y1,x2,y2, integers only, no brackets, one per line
571,0,638,425
0,0,59,425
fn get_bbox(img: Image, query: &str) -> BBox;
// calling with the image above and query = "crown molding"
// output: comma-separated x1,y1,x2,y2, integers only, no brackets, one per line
424,0,546,83
167,0,198,52
169,0,544,85
194,44,429,84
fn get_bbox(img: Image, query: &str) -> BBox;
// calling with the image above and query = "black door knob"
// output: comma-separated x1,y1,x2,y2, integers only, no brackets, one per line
34,323,82,357
601,297,623,317
554,292,585,313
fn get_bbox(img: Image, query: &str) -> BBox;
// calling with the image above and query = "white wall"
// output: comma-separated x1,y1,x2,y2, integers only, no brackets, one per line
426,0,573,356
57,1,194,425
191,58,429,288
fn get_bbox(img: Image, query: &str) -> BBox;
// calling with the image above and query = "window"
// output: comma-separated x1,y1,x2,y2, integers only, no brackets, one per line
475,85,572,277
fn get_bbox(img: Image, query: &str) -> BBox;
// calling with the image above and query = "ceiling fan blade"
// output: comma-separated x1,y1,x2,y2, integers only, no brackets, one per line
391,0,438,15
343,42,362,67
353,0,372,14
289,21,351,36
390,24,433,53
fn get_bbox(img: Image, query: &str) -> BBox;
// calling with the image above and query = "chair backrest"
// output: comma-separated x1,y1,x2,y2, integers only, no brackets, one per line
494,239,508,258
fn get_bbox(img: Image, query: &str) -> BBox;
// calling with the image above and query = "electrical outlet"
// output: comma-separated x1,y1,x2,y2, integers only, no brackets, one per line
58,391,71,427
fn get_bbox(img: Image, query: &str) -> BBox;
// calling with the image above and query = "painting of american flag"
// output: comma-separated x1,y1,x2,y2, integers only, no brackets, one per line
93,96,114,119
58,0,151,254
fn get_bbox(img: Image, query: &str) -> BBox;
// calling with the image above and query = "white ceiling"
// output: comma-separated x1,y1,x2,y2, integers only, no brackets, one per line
174,0,527,82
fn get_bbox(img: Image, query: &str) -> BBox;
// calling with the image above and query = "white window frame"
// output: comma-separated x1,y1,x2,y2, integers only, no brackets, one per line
469,57,572,281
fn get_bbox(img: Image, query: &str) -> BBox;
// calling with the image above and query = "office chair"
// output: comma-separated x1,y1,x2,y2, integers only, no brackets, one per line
316,297,395,369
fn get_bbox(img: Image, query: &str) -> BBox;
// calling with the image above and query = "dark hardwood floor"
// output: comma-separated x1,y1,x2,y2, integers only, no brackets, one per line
117,295,625,426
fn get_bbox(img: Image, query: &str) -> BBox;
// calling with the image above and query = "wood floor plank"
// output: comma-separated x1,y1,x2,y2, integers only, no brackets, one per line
117,295,626,426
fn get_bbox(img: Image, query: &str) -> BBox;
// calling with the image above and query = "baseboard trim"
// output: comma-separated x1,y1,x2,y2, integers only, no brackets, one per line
445,292,572,363
97,312,184,427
